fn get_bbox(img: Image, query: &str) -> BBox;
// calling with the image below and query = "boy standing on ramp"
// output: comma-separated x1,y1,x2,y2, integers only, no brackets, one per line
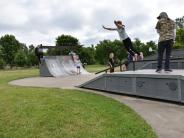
35,45,43,64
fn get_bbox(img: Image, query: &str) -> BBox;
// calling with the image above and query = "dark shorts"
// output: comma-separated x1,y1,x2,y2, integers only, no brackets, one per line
77,66,80,68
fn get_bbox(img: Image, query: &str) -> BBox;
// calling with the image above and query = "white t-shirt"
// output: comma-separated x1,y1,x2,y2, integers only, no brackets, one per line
117,27,129,41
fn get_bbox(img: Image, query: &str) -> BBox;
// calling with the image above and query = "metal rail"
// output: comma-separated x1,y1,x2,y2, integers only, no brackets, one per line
95,57,184,74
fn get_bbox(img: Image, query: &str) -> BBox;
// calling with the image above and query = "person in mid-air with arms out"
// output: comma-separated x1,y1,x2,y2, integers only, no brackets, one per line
102,20,143,61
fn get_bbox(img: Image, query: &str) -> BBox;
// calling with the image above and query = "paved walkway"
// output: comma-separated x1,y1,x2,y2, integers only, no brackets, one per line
10,74,184,138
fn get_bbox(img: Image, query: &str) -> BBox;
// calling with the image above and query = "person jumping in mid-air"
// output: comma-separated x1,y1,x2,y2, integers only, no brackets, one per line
102,20,143,61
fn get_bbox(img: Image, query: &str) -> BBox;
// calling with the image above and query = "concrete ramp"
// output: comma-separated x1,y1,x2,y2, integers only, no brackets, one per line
57,56,77,75
79,69,184,103
40,56,89,77
41,56,68,77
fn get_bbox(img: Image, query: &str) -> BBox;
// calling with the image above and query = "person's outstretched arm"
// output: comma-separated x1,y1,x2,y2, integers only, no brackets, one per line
102,25,117,31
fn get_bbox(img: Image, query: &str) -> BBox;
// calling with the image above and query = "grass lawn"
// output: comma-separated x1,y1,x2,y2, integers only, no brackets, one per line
85,64,107,73
0,68,157,138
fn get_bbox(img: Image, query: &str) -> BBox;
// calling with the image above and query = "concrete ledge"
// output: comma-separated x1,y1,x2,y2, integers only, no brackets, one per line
80,69,184,103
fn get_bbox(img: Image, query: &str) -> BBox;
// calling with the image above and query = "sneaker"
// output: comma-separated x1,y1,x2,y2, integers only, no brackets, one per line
165,69,172,72
156,68,162,73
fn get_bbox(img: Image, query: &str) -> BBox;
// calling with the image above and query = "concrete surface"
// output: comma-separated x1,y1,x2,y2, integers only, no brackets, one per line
9,74,184,138
10,74,99,89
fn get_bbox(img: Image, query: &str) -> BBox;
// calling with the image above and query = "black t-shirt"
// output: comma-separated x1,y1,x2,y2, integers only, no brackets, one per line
109,58,115,67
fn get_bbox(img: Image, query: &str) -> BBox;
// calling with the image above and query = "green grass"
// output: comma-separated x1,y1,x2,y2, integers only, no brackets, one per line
0,68,158,138
85,64,107,73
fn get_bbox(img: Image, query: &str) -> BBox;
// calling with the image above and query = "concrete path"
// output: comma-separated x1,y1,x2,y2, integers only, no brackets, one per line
9,74,184,138
10,74,99,89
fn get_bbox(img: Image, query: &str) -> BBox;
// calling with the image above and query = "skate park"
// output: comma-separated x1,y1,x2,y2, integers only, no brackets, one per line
1,0,184,137
10,48,184,138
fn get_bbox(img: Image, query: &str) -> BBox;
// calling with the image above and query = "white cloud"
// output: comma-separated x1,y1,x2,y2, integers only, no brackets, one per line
0,0,183,46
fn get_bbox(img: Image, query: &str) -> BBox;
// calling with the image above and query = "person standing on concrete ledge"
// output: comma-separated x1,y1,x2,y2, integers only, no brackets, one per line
155,12,176,73
35,45,43,64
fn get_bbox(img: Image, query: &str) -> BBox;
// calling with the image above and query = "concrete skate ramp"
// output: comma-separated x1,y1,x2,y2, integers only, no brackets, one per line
57,56,77,75
57,56,89,75
43,56,68,77
40,56,89,77
79,69,184,103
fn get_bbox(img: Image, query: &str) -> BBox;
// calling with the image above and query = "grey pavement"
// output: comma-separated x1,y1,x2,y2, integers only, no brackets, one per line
9,74,184,138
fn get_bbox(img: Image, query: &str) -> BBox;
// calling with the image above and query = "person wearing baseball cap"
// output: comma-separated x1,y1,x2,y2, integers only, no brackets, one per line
155,12,176,73
102,20,143,61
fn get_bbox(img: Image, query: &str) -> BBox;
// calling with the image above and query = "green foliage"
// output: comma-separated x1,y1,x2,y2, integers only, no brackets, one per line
133,38,157,56
95,39,157,65
174,16,184,49
175,16,184,29
27,52,38,66
26,45,38,66
47,47,61,55
95,40,126,64
0,58,5,69
47,34,81,55
56,34,79,46
174,29,184,49
78,46,96,65
0,34,21,67
56,34,80,55
14,50,28,67
0,45,5,68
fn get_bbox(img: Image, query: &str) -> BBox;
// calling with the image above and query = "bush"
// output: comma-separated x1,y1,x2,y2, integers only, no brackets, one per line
0,58,5,69
27,53,38,66
14,50,28,67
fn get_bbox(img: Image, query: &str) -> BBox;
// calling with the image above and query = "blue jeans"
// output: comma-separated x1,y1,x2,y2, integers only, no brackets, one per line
157,39,173,69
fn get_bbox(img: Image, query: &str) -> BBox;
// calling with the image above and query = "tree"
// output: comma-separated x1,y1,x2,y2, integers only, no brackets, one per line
27,52,38,66
47,35,80,55
144,41,157,56
176,16,184,29
0,34,21,68
132,38,157,57
95,40,126,64
56,34,79,46
0,47,5,69
14,50,28,67
174,16,184,49
26,45,38,66
174,29,184,49
95,40,113,64
55,34,81,55
0,58,5,69
78,46,96,65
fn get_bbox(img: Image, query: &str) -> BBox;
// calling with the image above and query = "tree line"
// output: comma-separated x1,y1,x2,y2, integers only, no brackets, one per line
0,16,183,69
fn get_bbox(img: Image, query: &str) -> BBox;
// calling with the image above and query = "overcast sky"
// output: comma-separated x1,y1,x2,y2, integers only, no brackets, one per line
0,0,183,46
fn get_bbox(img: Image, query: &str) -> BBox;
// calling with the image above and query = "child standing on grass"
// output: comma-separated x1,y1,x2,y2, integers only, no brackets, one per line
102,20,143,61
